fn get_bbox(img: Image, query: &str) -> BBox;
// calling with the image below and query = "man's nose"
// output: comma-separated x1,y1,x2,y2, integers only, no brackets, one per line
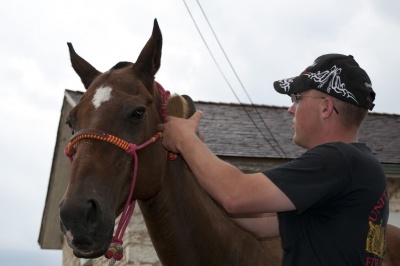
288,103,296,114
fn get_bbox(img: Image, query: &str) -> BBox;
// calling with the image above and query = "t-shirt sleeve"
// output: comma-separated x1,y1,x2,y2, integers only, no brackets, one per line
264,143,351,214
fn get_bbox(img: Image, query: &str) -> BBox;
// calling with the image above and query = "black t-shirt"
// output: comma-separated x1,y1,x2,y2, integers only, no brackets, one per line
264,142,388,266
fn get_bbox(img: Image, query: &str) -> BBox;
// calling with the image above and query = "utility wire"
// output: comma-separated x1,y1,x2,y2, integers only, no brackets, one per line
195,0,286,157
195,0,253,104
183,0,287,157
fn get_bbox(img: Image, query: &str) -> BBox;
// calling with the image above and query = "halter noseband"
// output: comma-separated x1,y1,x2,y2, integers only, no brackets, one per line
64,129,163,162
64,82,170,265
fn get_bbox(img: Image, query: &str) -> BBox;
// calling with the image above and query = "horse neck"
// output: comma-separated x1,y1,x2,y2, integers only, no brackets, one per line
138,157,268,266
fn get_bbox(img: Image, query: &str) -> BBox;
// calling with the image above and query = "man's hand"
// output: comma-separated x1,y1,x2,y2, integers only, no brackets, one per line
157,110,203,153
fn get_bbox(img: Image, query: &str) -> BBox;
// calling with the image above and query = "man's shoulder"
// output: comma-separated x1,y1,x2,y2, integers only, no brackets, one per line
309,142,371,155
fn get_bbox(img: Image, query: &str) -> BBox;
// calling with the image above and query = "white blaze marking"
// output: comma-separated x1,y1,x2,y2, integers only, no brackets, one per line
92,86,112,109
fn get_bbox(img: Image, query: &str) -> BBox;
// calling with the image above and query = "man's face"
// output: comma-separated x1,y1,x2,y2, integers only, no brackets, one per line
287,90,323,149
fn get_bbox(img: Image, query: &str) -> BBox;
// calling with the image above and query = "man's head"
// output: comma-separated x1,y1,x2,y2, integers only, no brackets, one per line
273,54,375,111
274,54,375,148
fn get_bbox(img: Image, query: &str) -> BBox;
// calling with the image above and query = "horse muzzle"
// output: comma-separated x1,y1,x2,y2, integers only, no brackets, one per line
59,197,115,258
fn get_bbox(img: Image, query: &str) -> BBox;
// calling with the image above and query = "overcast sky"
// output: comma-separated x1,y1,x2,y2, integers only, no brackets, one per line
1,0,399,265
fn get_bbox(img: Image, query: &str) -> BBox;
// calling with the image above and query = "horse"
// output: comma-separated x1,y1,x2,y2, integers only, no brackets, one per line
385,224,400,266
59,19,400,265
59,19,280,265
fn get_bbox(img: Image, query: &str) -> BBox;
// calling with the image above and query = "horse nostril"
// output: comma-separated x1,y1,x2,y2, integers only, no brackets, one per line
85,199,103,230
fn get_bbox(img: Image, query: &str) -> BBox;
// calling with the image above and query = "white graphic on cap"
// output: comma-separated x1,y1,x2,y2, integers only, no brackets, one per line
365,82,372,88
279,78,294,92
304,65,358,104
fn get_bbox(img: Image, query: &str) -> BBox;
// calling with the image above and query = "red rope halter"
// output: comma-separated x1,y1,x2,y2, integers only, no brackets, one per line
64,82,170,265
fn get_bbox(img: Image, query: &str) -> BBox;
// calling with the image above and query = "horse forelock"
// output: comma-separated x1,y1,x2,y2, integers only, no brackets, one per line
111,61,132,70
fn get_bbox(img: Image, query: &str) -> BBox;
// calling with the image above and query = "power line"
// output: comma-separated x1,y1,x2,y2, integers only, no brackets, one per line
181,0,242,103
195,0,287,157
182,0,287,157
195,0,253,104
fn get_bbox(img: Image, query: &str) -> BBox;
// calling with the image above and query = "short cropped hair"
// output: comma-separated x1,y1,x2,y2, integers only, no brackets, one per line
333,98,368,129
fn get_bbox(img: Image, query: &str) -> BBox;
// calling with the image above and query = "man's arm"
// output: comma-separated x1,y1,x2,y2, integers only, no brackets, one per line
230,213,280,239
158,111,295,214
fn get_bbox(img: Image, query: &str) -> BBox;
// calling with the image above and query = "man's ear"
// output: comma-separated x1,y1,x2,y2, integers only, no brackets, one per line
321,98,335,119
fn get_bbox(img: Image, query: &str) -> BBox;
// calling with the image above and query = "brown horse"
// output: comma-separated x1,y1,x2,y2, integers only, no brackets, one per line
59,19,400,265
59,19,279,265
385,224,400,266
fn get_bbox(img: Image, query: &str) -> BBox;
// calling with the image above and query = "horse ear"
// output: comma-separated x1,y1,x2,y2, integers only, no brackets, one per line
67,42,101,90
134,19,162,78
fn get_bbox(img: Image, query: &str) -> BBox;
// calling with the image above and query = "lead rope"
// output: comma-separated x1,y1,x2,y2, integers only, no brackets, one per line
105,133,162,265
65,82,170,266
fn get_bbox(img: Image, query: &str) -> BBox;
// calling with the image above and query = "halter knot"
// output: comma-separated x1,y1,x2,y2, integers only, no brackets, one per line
64,146,75,162
125,143,138,156
105,242,123,260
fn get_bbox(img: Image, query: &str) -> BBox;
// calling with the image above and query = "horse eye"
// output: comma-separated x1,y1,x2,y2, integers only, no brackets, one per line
130,108,146,120
65,117,75,135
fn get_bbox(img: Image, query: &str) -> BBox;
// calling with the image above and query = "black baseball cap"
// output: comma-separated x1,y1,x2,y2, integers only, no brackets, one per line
273,54,375,110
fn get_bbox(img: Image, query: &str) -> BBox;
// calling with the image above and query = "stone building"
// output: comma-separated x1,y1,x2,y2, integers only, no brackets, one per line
39,90,400,265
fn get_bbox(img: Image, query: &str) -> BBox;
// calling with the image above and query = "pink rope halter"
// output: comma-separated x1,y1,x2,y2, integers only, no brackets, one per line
64,82,170,265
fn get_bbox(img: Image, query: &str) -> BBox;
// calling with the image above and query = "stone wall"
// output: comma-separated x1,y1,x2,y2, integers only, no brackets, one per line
388,178,400,212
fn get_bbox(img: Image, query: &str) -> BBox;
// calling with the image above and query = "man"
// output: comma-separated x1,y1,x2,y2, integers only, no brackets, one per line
158,54,389,265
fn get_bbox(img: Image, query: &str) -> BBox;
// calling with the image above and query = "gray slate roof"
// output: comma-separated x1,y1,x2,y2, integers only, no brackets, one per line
197,101,400,164
65,90,400,164
197,102,303,159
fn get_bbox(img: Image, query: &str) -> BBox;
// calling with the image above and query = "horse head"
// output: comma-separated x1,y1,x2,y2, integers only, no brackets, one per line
59,19,167,258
